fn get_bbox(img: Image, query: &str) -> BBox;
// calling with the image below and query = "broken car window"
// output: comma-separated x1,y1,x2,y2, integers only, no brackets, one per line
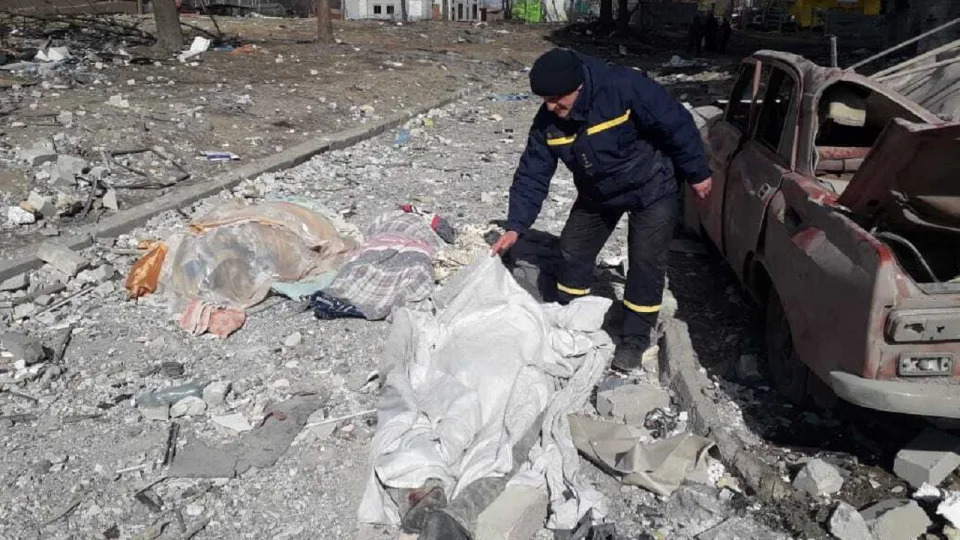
725,64,754,133
755,67,797,162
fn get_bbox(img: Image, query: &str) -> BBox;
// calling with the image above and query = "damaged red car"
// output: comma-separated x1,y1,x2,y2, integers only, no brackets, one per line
685,50,960,417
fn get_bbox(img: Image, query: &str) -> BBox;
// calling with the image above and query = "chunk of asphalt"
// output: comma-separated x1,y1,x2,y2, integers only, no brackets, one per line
168,392,326,478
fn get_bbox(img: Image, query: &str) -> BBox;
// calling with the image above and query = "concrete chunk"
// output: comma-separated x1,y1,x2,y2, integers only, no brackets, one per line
862,499,931,540
8,206,36,225
170,396,207,418
0,273,29,292
475,484,547,540
596,382,670,425
894,427,960,488
55,154,87,180
26,191,57,219
1,332,45,364
20,140,57,167
77,264,116,284
829,501,872,540
793,458,844,497
202,380,231,406
36,242,88,277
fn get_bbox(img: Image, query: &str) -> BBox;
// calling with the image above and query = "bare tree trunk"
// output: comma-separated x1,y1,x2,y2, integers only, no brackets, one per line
599,0,613,27
153,0,182,53
616,0,629,29
317,0,333,43
401,0,409,22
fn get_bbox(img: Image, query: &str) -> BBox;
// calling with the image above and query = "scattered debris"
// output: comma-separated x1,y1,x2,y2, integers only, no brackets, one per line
596,382,670,425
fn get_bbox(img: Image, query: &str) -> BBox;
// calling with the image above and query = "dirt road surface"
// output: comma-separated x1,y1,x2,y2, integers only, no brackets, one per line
2,14,955,540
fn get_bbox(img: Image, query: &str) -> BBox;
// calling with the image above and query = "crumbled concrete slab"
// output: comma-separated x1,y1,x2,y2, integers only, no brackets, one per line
1,332,45,364
894,427,960,488
861,499,931,540
474,484,548,540
212,413,253,433
829,501,872,540
0,273,29,292
36,242,89,277
19,140,57,167
596,382,670,425
793,458,844,497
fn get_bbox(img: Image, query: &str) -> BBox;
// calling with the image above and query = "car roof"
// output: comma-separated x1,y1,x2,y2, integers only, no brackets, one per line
748,49,940,122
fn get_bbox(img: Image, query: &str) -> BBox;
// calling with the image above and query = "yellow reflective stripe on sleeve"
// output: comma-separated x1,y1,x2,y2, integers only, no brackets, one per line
586,110,631,135
623,299,661,313
544,110,631,147
546,135,577,146
557,283,591,296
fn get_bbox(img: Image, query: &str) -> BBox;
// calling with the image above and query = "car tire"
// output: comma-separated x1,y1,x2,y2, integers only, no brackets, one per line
766,288,809,405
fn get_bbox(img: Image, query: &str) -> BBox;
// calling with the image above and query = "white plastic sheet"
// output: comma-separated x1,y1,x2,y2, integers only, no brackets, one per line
358,257,613,530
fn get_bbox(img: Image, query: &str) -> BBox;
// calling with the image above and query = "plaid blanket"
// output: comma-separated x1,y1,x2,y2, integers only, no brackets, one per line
324,212,446,320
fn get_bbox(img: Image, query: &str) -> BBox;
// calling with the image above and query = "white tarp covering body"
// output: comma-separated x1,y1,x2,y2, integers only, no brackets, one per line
358,258,613,530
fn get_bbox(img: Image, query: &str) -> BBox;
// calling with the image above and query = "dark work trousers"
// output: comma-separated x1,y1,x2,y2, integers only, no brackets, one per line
556,194,677,343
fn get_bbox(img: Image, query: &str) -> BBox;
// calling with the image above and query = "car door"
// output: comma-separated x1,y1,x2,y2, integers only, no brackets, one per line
722,62,801,281
696,60,760,250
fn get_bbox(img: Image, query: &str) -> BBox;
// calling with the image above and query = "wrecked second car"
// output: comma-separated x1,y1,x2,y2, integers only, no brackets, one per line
685,50,960,418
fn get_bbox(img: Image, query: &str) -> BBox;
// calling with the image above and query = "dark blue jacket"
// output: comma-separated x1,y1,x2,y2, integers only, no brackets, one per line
506,54,711,233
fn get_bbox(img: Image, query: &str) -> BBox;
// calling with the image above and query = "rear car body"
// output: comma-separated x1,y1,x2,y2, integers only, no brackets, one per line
685,50,960,418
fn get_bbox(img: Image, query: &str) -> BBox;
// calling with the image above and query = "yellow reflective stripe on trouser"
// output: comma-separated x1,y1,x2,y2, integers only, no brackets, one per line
586,110,631,135
557,283,590,296
546,135,577,146
623,299,661,313
544,110,631,146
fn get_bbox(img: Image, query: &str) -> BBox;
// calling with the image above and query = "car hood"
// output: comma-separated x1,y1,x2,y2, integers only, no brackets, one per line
837,119,960,232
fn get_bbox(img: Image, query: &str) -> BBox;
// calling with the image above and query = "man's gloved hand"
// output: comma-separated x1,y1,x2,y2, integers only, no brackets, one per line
692,177,713,200
490,230,519,256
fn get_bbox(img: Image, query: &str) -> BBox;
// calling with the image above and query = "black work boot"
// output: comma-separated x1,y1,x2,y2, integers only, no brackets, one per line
611,335,650,372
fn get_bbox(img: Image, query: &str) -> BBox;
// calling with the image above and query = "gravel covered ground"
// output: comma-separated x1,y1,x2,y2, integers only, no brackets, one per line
5,19,954,540
0,65,798,538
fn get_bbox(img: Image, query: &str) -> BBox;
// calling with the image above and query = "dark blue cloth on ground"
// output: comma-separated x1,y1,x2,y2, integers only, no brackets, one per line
310,291,364,320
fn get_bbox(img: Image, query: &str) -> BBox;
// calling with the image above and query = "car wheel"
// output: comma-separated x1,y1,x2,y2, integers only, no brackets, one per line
765,288,809,405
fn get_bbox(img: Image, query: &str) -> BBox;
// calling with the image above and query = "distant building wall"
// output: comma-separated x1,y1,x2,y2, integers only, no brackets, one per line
344,0,431,19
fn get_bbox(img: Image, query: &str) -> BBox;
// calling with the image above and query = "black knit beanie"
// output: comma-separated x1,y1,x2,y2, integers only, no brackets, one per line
529,49,583,97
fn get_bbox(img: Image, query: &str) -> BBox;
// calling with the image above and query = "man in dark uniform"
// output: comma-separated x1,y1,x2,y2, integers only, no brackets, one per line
491,49,712,370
